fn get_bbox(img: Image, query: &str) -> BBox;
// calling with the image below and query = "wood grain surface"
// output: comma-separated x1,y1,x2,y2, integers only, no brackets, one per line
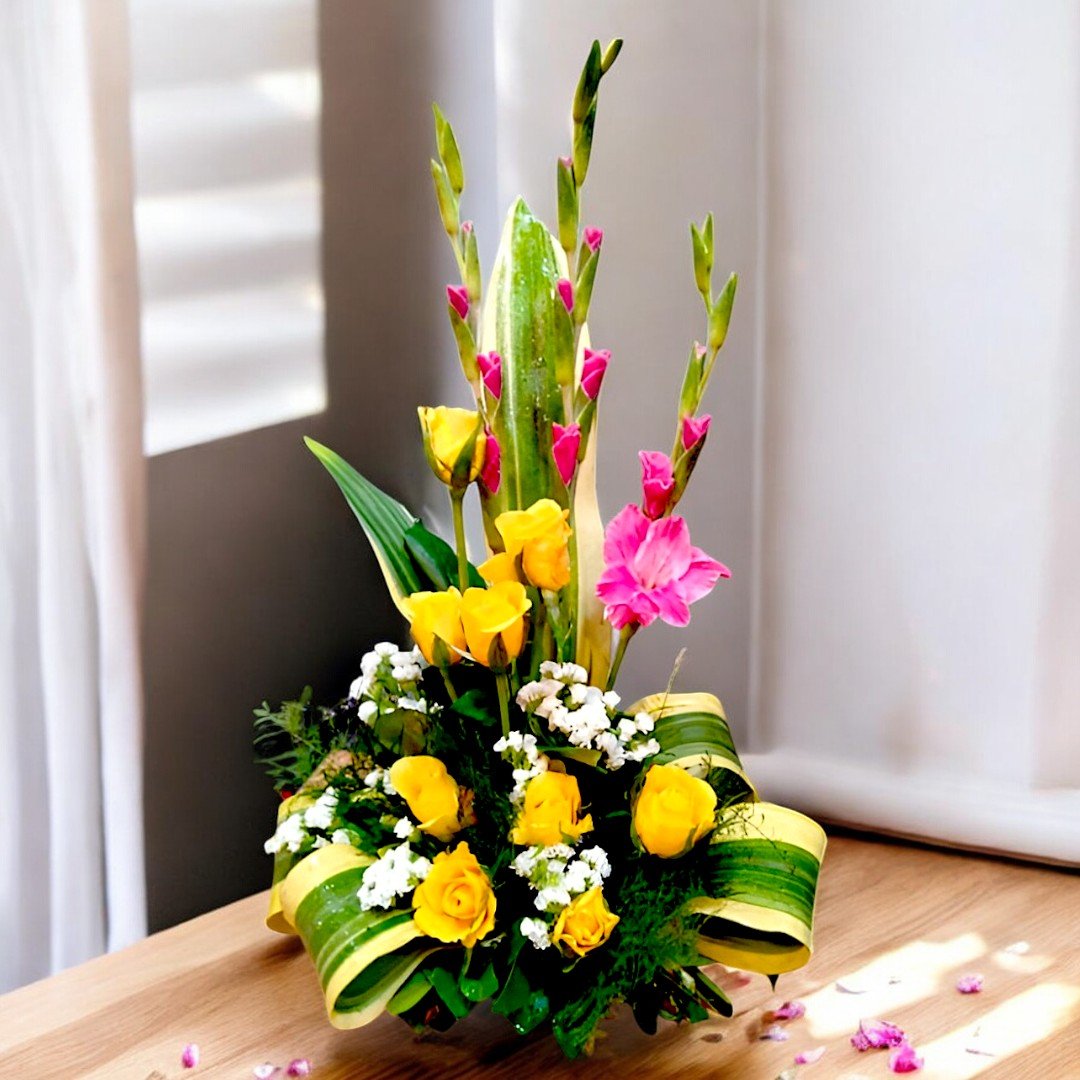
2,834,1078,1079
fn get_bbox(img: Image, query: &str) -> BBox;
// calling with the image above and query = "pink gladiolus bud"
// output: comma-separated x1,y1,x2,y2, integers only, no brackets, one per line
552,422,581,486
695,342,707,360
583,226,604,252
580,348,610,399
682,413,712,451
639,450,675,519
181,1044,200,1069
556,278,574,313
461,220,474,236
477,351,502,399
481,429,501,493
559,155,573,169
447,285,469,320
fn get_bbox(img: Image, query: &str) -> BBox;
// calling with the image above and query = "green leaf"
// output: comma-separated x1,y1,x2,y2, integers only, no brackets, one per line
459,962,498,1003
304,438,422,616
432,103,464,196
403,522,484,591
429,964,471,1019
386,970,432,1016
430,158,458,236
707,272,738,351
449,688,497,727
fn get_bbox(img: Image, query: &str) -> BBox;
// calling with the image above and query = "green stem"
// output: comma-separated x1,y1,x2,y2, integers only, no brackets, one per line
440,666,458,702
605,624,637,692
496,671,512,738
450,489,469,591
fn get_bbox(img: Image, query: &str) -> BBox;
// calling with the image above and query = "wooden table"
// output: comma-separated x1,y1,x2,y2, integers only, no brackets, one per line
2,835,1078,1079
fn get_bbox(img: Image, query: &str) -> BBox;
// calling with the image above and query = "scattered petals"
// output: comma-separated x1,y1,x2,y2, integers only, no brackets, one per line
851,1018,906,1051
835,975,870,994
253,1066,280,1080
1003,940,1030,955
760,1024,790,1042
181,1043,200,1069
888,1043,924,1073
964,1027,996,1057
793,1046,826,1066
956,973,984,994
771,1000,805,1021
286,1061,313,1078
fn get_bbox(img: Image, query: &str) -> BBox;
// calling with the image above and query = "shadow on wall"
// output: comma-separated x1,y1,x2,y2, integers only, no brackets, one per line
143,6,467,931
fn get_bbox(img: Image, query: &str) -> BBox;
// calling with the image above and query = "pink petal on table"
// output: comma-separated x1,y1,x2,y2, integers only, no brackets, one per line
956,973,984,994
888,1043,924,1073
793,1046,826,1066
286,1061,312,1078
181,1043,200,1069
771,1000,806,1021
851,1018,906,1050
760,1024,790,1042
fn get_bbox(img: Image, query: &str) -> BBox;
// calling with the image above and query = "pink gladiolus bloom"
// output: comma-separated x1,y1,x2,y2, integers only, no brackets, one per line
852,1019,907,1051
481,429,501,493
556,277,574,312
772,1000,806,1021
596,504,730,630
794,1046,826,1066
682,413,712,451
552,422,580,486
447,284,469,320
181,1044,200,1069
889,1043,924,1073
583,226,604,252
956,973,984,994
580,348,610,399
639,451,675,519
478,351,502,399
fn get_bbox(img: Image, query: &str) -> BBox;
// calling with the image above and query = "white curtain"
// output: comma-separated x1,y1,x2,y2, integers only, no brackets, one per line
0,0,146,990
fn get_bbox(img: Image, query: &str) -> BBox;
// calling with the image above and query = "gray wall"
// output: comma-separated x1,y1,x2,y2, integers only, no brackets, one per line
143,2,760,930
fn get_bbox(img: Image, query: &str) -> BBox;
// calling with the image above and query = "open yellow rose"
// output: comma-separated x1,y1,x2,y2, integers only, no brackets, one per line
418,406,485,487
552,886,619,958
633,763,717,858
388,756,463,842
511,770,593,846
404,588,466,665
460,581,531,667
412,841,496,947
486,498,572,592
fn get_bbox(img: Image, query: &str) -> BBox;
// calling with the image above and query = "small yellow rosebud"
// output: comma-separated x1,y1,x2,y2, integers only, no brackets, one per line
633,762,717,858
477,551,520,585
511,770,593,847
459,581,531,668
493,498,572,592
412,841,496,947
551,886,619,958
388,756,464,842
403,587,465,666
418,406,486,489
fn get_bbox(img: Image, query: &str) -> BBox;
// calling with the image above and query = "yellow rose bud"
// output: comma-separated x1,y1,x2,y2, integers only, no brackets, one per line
510,769,593,846
493,498,572,591
404,588,466,665
418,406,486,488
633,763,717,858
388,756,463,842
460,581,531,668
477,551,520,585
412,841,497,947
551,886,619,958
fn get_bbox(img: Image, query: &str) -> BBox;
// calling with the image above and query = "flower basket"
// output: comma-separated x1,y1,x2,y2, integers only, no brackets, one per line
256,38,825,1059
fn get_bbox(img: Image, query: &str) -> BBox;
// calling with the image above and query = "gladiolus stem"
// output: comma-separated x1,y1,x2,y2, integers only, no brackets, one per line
605,624,637,692
450,489,469,591
496,671,512,738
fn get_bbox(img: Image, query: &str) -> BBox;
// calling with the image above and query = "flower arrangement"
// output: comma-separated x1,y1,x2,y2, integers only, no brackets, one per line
256,39,825,1059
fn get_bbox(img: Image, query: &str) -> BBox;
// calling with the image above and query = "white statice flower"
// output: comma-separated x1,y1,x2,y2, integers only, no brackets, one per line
536,885,572,912
349,674,372,701
393,817,415,839
579,846,612,880
617,716,638,741
263,812,306,855
494,730,549,804
515,678,563,708
602,690,621,710
351,642,431,721
374,642,397,657
514,843,609,914
539,660,587,684
397,696,427,714
519,917,552,950
633,711,655,734
357,842,432,910
363,766,397,796
357,700,378,725
302,787,338,830
626,738,661,763
331,829,354,846
312,836,330,849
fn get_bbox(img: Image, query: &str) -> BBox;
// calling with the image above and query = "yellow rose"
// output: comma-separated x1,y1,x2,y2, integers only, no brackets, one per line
633,763,717,858
389,756,463,842
412,841,497,947
404,588,466,665
460,581,531,667
477,551,519,585
511,770,593,846
493,499,572,591
551,886,619,958
418,406,485,487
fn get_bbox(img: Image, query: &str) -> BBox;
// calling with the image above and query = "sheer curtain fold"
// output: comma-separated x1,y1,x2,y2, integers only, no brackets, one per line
0,0,146,990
